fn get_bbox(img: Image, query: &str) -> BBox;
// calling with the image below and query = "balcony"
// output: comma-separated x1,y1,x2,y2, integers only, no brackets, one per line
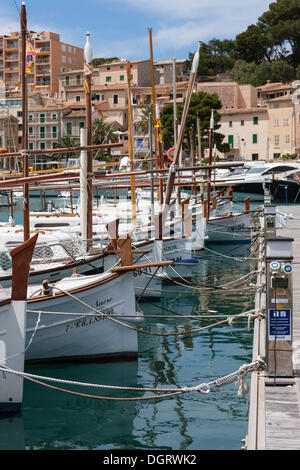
36,68,50,75
5,42,19,50
5,55,19,61
36,57,50,64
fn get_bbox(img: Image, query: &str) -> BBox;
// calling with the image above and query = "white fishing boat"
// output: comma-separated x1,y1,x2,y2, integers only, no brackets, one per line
0,233,37,418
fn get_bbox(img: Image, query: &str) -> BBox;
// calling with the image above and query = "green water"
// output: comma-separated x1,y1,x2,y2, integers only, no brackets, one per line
0,194,258,450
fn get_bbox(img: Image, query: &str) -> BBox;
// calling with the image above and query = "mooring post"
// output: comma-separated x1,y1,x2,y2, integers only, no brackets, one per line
265,234,294,377
264,204,277,238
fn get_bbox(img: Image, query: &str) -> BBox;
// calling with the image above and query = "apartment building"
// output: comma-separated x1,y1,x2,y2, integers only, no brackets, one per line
154,59,189,85
267,95,295,159
0,31,83,96
218,107,269,161
27,106,71,151
257,81,293,105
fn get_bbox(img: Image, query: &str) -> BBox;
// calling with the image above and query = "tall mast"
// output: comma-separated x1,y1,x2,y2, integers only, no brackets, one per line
206,109,214,221
84,32,93,250
172,58,177,146
126,61,137,226
149,28,159,171
163,41,200,211
21,1,30,241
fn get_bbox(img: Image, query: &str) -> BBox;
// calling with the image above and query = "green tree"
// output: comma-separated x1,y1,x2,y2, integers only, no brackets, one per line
92,57,120,68
160,92,230,156
235,24,271,63
53,135,80,159
92,118,118,161
136,104,153,135
257,0,300,68
189,39,237,77
230,59,295,86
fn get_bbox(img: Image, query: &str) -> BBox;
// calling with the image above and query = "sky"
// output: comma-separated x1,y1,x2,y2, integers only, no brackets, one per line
1,0,273,61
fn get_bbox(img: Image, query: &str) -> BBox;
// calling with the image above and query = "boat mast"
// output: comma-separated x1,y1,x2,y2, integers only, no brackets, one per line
163,41,200,211
84,32,93,250
206,109,214,221
21,1,30,241
149,28,160,202
126,61,137,226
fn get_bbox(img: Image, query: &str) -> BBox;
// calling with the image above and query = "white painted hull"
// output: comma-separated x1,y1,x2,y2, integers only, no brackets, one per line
0,300,27,417
25,271,140,363
206,212,252,243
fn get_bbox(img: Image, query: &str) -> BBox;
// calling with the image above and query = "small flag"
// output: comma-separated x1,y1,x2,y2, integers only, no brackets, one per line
26,41,41,56
25,58,33,74
84,79,90,94
84,62,93,76
155,118,161,129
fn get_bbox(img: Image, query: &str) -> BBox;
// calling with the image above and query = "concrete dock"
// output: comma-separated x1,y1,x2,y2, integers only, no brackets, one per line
247,205,300,450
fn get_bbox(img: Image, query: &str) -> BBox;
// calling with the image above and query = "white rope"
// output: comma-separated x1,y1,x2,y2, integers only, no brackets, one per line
0,357,266,399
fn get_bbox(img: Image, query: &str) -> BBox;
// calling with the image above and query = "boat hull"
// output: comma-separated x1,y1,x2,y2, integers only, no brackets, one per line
25,271,139,363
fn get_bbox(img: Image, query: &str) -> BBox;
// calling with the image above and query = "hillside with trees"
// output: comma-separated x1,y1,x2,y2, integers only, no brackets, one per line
189,0,300,86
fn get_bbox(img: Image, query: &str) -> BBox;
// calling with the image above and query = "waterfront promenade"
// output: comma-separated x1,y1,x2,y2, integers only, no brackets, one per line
247,205,300,450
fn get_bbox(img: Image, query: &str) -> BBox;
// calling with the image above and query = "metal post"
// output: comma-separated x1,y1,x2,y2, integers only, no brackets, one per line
265,235,294,377
264,204,277,238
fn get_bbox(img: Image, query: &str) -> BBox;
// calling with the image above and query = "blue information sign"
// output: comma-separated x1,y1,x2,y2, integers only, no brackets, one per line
269,309,291,341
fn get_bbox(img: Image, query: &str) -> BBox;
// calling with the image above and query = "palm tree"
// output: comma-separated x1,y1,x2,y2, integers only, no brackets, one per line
136,104,153,135
53,135,80,160
92,118,118,161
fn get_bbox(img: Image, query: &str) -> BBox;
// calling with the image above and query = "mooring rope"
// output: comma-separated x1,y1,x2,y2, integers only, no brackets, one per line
0,357,266,401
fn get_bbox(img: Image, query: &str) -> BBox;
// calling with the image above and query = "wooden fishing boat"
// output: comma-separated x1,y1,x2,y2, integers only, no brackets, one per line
0,234,38,418
24,236,172,363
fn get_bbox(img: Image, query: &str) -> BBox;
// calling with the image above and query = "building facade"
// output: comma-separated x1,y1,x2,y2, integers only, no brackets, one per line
0,31,83,96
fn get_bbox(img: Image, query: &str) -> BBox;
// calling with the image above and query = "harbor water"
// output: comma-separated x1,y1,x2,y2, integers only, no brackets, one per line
0,193,261,450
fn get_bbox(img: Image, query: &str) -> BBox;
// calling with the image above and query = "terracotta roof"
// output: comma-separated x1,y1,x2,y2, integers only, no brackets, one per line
63,110,86,118
266,95,292,102
257,82,292,91
220,106,267,115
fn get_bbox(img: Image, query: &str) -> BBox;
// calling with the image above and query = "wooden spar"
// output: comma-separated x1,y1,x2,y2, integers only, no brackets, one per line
0,142,122,158
163,41,201,211
206,109,214,221
127,61,137,226
84,32,93,250
21,2,30,241
0,162,245,190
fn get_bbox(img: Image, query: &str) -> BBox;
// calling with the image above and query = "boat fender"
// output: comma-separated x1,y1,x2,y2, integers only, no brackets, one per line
167,147,176,162
42,279,52,296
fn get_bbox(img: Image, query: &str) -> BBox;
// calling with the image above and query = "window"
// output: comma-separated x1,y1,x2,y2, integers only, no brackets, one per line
252,134,257,144
76,75,81,85
75,96,81,102
29,142,33,150
40,114,45,123
65,75,69,85
18,124,22,131
52,114,57,120
62,44,66,52
274,103,279,109
40,126,45,138
120,75,125,81
62,56,66,64
286,134,290,144
253,116,258,125
252,154,259,161
106,66,110,70
113,94,119,104
106,76,111,82
274,135,280,147
29,126,33,135
80,122,85,129
17,111,22,117
241,120,244,126
274,119,279,127
28,114,33,121
229,121,232,128
228,135,234,147
283,118,289,126
52,126,57,138
40,142,45,150
66,122,72,136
